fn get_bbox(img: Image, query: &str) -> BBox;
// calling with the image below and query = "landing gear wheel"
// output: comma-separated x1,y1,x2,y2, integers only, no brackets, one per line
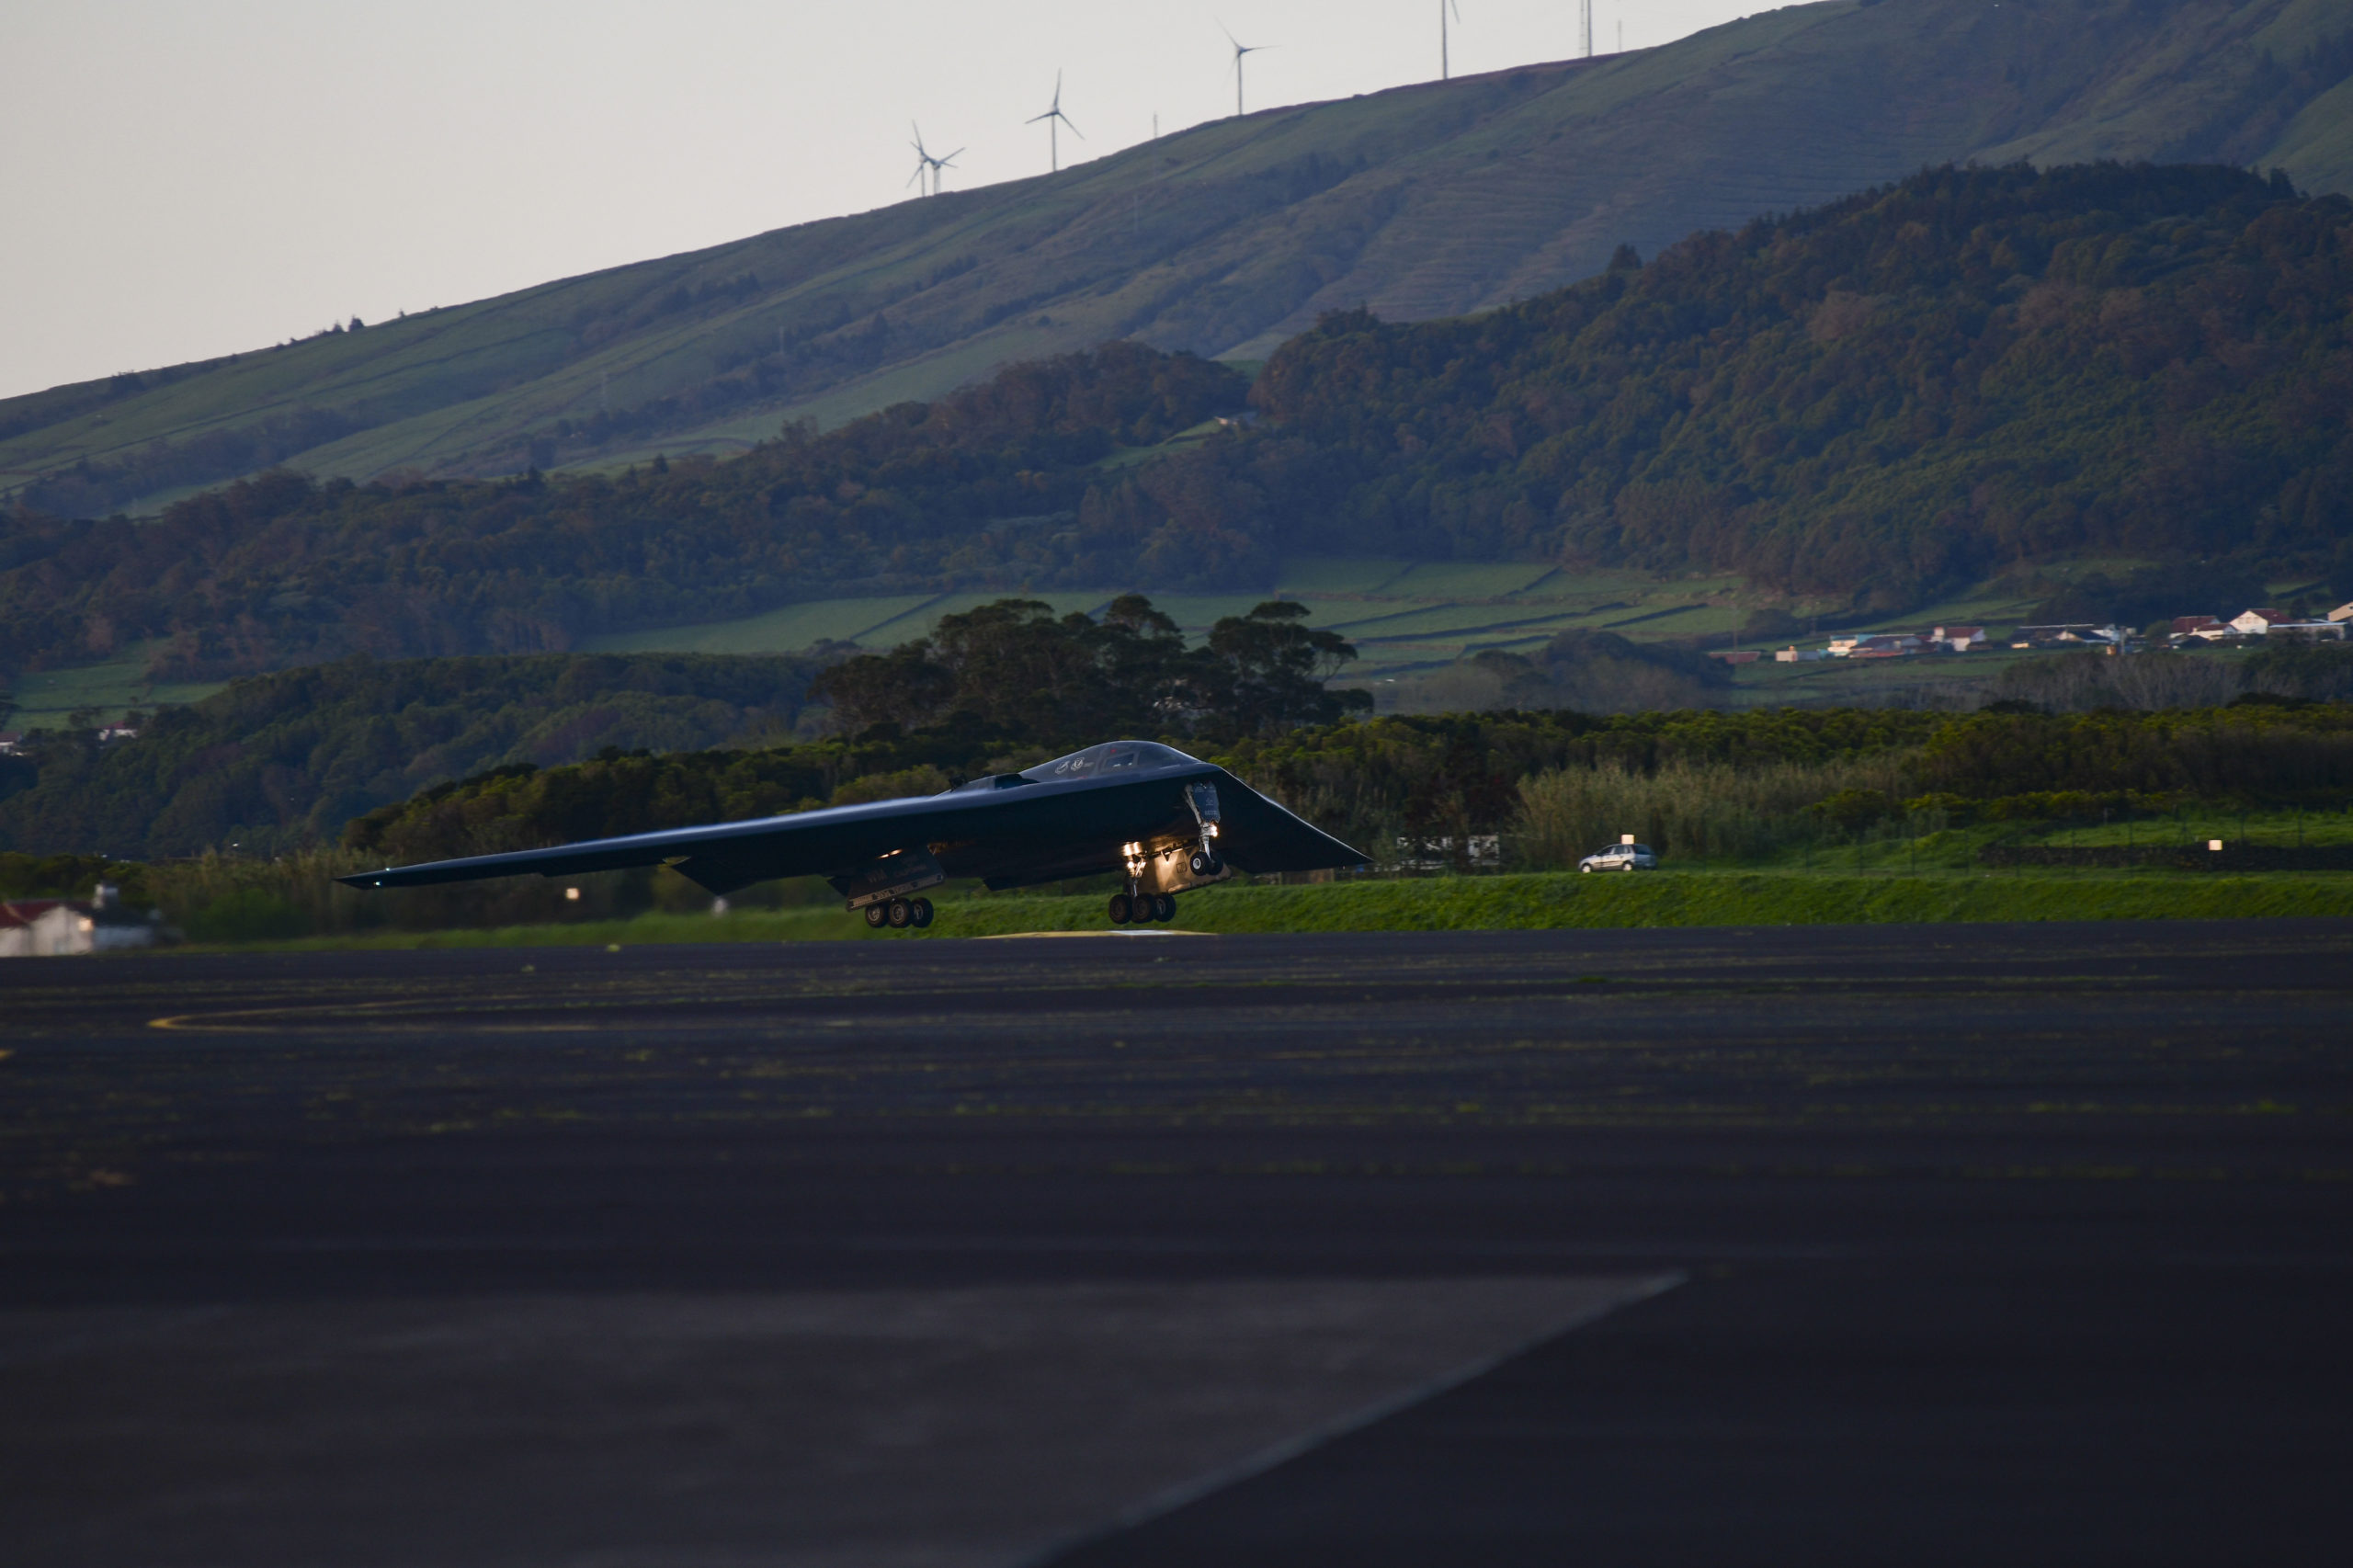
1189,850,1222,878
863,903,890,927
886,897,914,928
910,897,934,928
1153,894,1177,922
1108,892,1133,925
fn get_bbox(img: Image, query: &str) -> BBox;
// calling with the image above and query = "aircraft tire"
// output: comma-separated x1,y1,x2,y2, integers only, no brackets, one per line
1189,851,1211,876
1108,892,1132,925
910,897,934,928
1153,894,1176,922
886,898,914,928
863,903,890,926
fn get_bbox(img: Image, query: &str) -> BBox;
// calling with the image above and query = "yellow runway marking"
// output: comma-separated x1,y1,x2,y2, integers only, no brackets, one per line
148,997,601,1034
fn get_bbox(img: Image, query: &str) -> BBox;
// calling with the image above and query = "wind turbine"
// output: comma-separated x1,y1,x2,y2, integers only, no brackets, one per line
1028,70,1083,174
908,122,961,197
906,123,935,197
1222,24,1270,117
928,143,963,195
1440,0,1461,81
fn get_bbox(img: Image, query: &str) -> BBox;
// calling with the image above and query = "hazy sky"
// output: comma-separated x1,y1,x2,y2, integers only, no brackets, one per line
3,1,1772,401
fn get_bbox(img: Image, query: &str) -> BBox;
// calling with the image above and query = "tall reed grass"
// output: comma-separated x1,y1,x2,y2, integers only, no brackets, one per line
1513,756,1908,868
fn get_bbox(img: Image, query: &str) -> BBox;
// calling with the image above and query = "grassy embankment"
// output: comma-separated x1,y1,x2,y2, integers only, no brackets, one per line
201,869,2353,953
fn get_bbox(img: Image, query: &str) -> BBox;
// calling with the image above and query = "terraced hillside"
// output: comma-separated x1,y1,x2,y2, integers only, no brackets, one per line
577,556,2040,688
6,0,2347,515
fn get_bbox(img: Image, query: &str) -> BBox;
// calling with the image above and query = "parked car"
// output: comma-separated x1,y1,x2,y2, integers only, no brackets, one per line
1578,843,1657,872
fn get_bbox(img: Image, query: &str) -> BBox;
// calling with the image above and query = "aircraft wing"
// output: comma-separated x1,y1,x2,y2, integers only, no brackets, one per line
1208,773,1370,874
339,746,1368,897
339,778,1118,893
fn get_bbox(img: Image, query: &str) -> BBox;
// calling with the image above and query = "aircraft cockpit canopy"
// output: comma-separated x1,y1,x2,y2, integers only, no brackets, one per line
1021,741,1199,782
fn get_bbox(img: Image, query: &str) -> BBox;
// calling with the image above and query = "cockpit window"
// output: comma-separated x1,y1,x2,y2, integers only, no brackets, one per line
1021,741,1197,781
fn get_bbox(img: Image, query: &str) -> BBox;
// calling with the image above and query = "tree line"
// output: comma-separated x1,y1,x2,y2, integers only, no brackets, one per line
347,699,2353,879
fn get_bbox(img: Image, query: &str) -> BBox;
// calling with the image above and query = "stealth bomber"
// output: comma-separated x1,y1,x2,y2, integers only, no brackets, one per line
341,740,1366,927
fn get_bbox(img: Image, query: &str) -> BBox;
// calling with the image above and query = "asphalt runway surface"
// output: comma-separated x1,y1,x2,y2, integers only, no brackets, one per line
5,920,2351,1565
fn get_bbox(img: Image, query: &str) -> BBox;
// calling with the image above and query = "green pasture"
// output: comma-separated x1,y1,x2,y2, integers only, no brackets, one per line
579,596,938,655
2014,807,2353,851
1267,558,1416,595
186,868,2353,953
1371,562,1565,599
5,648,225,730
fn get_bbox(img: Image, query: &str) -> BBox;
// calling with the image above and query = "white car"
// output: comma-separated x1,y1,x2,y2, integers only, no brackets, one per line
1578,843,1657,872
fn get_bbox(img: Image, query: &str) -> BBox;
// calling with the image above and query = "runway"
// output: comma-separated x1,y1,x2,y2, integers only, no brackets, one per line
5,922,2350,1564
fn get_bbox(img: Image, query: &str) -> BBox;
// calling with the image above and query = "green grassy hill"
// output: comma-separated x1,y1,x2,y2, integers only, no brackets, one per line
6,0,2347,515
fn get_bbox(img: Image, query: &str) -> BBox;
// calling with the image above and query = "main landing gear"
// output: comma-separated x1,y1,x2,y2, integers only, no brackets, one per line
863,896,934,930
1108,892,1178,925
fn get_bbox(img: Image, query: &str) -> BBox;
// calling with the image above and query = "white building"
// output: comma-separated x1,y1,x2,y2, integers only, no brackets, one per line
0,886,161,958
1827,633,1921,658
2229,608,2290,635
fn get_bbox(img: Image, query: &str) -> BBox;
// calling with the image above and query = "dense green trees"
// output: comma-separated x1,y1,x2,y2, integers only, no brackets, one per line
813,595,1365,746
1125,162,2353,609
0,343,1245,676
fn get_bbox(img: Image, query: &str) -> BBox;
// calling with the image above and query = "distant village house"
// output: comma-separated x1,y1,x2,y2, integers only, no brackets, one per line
0,885,162,958
1828,633,1922,658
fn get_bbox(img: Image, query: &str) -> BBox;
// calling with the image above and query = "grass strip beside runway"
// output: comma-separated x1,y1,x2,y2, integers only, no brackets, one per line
196,870,2353,950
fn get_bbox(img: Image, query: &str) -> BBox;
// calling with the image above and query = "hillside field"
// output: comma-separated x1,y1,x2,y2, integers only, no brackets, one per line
575,553,2052,703
0,554,2177,729
5,0,2346,514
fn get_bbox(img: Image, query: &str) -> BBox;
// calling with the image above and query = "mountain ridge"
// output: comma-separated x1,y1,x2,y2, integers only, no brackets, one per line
5,0,2350,517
